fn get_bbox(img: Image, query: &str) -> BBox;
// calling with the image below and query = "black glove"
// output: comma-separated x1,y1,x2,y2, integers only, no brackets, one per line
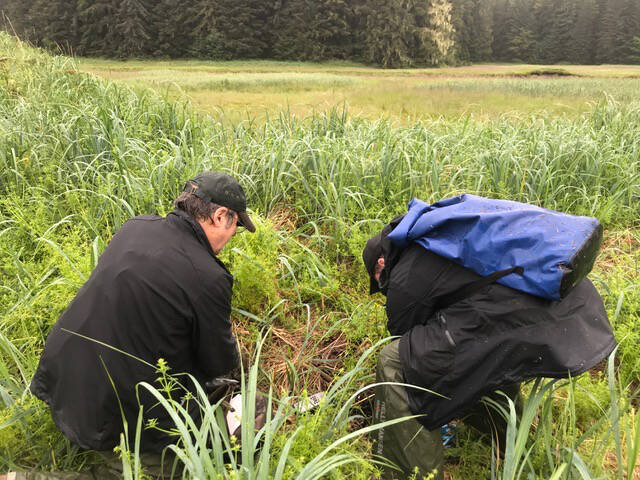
205,377,238,404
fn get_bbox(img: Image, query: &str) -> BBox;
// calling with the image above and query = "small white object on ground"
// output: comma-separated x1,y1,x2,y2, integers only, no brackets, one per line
294,392,325,413
225,393,244,435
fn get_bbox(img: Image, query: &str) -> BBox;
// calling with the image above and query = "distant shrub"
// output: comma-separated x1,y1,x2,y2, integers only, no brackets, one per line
524,67,575,77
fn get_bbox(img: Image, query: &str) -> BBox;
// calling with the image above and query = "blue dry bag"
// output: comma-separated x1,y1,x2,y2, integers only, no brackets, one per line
387,195,603,300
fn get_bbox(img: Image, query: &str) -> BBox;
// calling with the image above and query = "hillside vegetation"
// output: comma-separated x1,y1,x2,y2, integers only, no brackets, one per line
0,33,639,479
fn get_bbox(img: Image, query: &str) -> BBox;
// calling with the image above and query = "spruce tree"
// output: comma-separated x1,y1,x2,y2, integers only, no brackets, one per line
310,0,354,59
596,0,626,63
630,36,640,63
77,0,120,56
24,0,80,52
410,0,439,65
1,0,30,39
469,0,494,61
492,0,515,61
350,0,370,61
214,0,273,59
531,0,552,62
619,0,640,63
190,0,225,59
568,0,597,63
156,0,200,57
360,0,414,68
449,0,472,62
271,0,315,60
506,0,538,62
114,0,155,57
541,0,576,63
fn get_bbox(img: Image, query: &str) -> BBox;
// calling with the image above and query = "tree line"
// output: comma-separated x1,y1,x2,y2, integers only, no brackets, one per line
2,0,639,67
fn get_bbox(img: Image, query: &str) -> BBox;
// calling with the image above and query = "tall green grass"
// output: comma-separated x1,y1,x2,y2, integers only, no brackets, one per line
3,35,640,233
1,32,639,478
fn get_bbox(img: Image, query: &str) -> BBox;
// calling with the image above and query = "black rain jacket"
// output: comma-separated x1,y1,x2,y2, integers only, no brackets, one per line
381,240,617,430
30,210,238,452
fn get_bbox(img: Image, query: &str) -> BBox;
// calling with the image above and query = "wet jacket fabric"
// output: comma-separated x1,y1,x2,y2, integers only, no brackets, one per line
30,209,238,452
381,241,617,430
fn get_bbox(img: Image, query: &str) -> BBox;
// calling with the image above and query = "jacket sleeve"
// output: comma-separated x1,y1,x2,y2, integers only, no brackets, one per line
385,246,485,336
386,290,436,336
385,245,440,336
192,275,238,379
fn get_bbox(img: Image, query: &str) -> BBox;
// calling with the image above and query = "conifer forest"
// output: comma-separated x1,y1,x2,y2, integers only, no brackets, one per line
2,0,640,68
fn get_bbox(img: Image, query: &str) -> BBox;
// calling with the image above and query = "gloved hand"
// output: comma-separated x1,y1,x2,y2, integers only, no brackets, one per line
205,377,238,404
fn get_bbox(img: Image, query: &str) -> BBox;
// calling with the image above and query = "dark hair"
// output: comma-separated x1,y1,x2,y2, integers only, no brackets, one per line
175,182,237,226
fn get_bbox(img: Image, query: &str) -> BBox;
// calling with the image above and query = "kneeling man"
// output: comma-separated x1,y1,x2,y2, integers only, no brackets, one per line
363,215,615,479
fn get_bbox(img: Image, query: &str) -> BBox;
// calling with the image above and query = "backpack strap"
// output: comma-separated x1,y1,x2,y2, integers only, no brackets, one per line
433,266,524,312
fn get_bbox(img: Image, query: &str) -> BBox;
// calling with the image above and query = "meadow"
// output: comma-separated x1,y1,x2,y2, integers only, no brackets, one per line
80,59,640,122
1,33,639,479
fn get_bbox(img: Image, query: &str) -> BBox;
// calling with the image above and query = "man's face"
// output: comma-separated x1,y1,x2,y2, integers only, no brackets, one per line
199,207,238,254
215,213,237,253
374,257,385,282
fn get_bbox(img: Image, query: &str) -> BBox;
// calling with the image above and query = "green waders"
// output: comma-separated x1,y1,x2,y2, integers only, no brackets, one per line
374,340,521,480
374,340,444,480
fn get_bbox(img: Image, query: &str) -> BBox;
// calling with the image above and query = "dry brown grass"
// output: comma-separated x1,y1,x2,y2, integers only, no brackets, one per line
595,230,640,275
233,318,350,395
603,450,640,479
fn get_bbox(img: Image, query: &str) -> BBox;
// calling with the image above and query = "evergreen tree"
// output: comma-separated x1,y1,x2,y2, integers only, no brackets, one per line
619,0,640,63
114,0,155,57
469,0,494,61
411,0,439,65
360,0,414,68
77,0,120,56
272,0,353,61
539,0,575,63
444,0,473,63
2,0,638,65
596,0,626,63
271,0,316,60
310,0,354,59
156,0,200,57
24,0,80,52
568,0,597,63
214,0,273,59
492,0,524,61
449,0,471,62
1,0,30,39
491,0,507,60
190,0,225,59
630,36,640,63
507,0,538,62
350,0,370,61
530,0,552,62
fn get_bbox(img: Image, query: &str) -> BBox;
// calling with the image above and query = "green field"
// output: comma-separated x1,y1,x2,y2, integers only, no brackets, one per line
80,59,640,122
2,34,640,479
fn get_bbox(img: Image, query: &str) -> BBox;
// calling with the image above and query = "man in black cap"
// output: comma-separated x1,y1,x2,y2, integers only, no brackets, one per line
363,218,615,479
30,172,255,466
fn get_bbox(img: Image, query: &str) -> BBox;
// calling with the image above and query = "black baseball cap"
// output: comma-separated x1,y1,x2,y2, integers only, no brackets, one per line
183,172,256,233
362,232,384,294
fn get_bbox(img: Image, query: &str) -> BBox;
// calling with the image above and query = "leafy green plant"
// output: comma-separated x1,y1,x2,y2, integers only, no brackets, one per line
116,333,414,479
